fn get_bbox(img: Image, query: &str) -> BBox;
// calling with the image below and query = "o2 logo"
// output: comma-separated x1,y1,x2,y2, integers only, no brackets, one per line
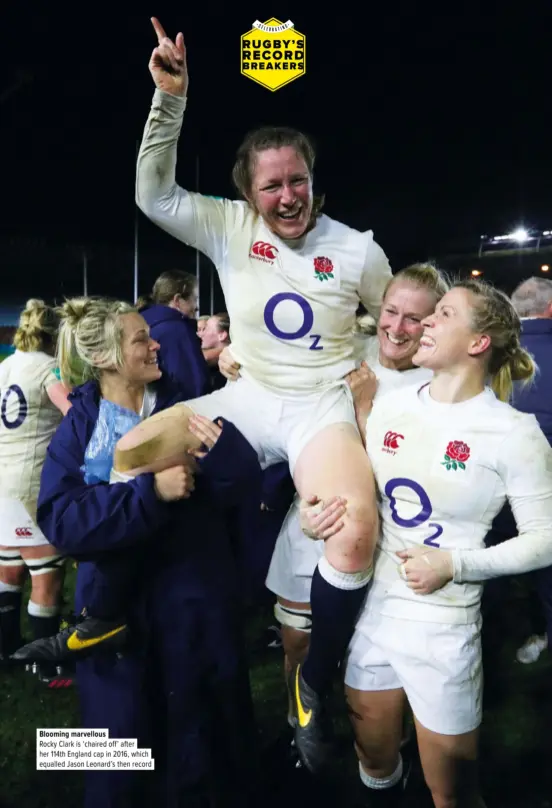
384,477,442,547
264,293,323,351
0,385,28,430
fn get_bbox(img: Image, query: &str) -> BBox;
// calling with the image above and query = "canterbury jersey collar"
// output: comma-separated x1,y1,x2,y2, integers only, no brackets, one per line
416,382,493,414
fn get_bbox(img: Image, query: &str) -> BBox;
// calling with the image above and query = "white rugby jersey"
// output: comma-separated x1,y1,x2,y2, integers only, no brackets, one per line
0,351,62,518
366,383,552,624
137,91,392,396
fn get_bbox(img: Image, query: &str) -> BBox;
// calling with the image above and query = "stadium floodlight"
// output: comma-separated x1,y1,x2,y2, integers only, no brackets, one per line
487,228,532,244
541,264,550,272
471,269,483,277
510,228,529,243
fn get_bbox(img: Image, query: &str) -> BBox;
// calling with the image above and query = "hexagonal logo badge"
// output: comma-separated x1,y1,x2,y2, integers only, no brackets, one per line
241,18,305,91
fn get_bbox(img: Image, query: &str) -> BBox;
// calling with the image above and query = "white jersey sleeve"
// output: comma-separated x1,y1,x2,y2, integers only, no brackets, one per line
452,418,552,582
357,232,393,320
136,91,390,396
136,90,244,268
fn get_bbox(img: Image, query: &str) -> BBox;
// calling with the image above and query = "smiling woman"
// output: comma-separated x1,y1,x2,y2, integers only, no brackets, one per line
134,17,395,774
301,278,550,807
13,295,262,807
414,280,535,401
377,263,449,371
231,131,323,240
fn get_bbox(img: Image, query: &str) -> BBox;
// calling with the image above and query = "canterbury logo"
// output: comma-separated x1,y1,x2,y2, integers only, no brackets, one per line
14,527,33,537
295,667,312,728
382,431,404,452
250,241,279,262
66,624,127,652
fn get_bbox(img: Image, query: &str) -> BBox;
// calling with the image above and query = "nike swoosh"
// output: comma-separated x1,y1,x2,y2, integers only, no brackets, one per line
66,625,127,651
295,667,312,728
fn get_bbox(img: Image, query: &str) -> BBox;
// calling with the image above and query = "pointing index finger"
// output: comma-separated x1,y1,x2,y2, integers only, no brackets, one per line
151,17,168,44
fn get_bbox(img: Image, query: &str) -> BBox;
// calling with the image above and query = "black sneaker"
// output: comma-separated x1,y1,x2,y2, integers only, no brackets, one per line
11,615,128,664
289,664,332,775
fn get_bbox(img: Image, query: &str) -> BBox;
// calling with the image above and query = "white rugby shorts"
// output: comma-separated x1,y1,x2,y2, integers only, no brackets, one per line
345,584,483,736
265,496,322,602
187,375,358,473
0,497,51,547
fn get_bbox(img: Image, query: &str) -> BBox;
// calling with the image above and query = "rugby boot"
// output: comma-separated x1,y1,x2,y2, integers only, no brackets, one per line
27,661,75,688
289,663,332,775
11,614,128,663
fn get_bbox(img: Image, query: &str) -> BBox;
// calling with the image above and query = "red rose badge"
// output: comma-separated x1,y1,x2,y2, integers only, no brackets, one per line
313,256,334,281
442,440,470,471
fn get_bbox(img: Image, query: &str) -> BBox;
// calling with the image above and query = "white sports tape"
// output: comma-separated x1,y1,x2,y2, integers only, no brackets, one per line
274,602,312,633
26,555,66,576
0,549,24,567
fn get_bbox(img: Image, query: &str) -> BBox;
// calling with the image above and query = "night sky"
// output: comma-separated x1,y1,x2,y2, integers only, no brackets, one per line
1,4,551,309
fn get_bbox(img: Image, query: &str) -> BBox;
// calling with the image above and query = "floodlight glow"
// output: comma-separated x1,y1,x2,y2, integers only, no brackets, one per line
510,228,529,242
541,264,550,272
471,269,483,277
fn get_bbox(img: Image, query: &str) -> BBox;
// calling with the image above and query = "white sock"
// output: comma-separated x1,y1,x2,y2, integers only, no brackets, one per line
0,582,22,594
318,555,372,591
359,757,403,790
27,600,60,618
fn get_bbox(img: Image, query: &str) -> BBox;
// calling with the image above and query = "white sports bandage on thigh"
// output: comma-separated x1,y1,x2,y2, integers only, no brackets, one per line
0,549,24,567
25,555,66,576
274,602,312,633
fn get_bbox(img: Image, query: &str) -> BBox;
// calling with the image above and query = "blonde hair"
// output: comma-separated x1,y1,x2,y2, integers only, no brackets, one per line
211,312,230,334
136,270,197,310
455,279,535,401
13,299,60,354
384,262,450,303
354,313,377,336
57,297,136,387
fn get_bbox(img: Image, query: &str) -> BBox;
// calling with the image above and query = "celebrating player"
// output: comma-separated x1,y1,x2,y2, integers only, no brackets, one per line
263,264,447,765
134,17,392,769
0,299,70,681
302,279,552,806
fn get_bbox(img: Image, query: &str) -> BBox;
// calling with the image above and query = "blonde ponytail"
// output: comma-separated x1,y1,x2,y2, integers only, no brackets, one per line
13,299,59,353
491,345,535,402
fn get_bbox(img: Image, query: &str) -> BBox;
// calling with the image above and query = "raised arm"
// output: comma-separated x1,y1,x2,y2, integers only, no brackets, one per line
136,18,231,263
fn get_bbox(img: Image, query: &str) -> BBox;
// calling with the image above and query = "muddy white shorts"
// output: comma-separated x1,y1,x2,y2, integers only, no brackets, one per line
345,584,483,736
0,497,50,547
265,496,322,602
187,375,357,473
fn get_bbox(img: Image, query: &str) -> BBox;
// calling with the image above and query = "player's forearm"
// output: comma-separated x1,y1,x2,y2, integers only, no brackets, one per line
452,530,552,582
136,89,187,215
